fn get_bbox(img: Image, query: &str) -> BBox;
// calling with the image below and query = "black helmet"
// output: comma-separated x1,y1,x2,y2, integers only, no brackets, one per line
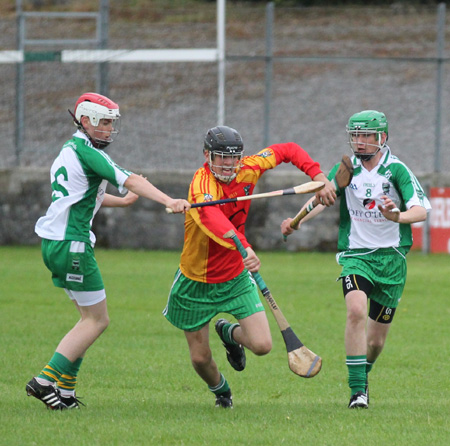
204,126,244,155
203,126,244,184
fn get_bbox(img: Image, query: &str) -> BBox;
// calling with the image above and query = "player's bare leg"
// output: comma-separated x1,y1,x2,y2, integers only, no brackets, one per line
185,325,232,408
56,299,110,361
185,325,219,386
215,311,272,374
366,318,390,363
345,290,368,355
26,299,109,410
234,312,272,356
345,290,369,408
364,317,391,403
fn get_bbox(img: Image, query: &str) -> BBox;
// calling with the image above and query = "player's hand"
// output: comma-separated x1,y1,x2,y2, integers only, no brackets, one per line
166,199,191,214
316,178,336,207
243,247,261,273
378,195,400,222
281,217,297,235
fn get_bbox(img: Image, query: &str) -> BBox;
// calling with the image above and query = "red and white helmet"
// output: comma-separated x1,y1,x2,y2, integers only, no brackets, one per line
73,92,120,148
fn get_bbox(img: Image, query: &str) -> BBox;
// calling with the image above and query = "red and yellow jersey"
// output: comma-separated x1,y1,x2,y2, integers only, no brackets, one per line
179,142,323,283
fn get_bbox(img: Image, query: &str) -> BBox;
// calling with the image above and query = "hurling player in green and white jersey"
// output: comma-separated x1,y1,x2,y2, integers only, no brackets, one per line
26,92,190,411
281,110,431,409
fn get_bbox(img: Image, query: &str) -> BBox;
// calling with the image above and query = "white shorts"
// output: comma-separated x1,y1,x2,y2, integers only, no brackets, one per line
64,288,106,307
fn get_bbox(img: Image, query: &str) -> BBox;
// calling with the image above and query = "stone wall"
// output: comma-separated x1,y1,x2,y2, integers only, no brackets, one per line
0,168,443,252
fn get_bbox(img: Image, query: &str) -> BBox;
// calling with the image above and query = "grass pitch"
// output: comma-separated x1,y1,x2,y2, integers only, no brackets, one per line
0,246,449,445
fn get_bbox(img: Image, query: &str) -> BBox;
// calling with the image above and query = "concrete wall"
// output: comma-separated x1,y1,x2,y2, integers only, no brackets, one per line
0,168,443,252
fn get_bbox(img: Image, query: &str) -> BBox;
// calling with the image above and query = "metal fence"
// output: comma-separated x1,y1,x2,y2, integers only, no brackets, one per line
1,1,449,177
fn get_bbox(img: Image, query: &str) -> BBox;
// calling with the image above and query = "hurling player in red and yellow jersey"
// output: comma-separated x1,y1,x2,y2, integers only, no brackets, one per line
164,126,335,408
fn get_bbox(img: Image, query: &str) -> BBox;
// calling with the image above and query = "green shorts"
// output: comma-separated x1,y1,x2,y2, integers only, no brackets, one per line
336,248,407,308
41,239,104,292
163,269,264,332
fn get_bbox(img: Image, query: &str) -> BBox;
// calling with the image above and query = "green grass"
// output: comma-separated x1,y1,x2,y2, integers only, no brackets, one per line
1,246,449,445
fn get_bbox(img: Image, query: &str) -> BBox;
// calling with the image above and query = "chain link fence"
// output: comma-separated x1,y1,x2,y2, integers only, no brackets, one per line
1,2,449,176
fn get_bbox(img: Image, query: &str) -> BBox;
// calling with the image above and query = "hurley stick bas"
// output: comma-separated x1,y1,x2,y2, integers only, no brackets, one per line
224,230,322,378
284,155,354,239
166,181,324,213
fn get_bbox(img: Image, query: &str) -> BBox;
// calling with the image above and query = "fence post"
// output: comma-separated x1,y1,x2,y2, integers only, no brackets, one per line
263,2,274,148
97,0,109,96
15,0,24,166
422,182,431,254
217,0,226,126
434,2,446,173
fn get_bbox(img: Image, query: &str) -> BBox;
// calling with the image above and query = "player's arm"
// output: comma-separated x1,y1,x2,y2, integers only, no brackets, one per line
189,190,261,271
269,143,336,206
102,174,149,207
280,196,326,236
378,200,427,224
85,151,188,213
280,161,342,237
102,191,139,208
188,168,253,250
242,246,261,273
124,173,190,213
380,164,431,224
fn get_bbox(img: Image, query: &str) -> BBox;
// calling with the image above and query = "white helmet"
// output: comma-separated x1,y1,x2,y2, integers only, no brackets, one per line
73,92,120,148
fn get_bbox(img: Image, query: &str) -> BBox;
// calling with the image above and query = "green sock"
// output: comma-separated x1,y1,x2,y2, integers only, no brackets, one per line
346,355,367,396
366,360,374,374
37,352,73,384
57,357,84,392
208,373,230,396
220,322,239,345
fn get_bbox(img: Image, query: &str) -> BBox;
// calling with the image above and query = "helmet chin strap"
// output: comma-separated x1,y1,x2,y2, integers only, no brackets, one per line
69,109,111,149
81,126,111,149
354,133,386,162
91,138,111,149
354,147,380,162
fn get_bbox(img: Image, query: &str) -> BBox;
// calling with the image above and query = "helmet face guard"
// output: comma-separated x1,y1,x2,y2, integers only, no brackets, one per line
73,93,121,149
204,126,244,184
346,110,388,161
207,151,243,184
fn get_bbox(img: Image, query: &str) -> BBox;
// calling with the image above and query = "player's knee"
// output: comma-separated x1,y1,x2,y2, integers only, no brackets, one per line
367,337,385,352
250,338,272,356
347,301,366,324
99,314,110,332
82,313,110,334
91,315,109,336
347,311,365,326
190,350,212,369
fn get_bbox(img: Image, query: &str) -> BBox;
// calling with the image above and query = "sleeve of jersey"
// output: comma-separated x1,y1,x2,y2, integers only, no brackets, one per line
394,164,432,211
83,148,132,194
268,143,323,178
188,169,251,250
328,162,341,196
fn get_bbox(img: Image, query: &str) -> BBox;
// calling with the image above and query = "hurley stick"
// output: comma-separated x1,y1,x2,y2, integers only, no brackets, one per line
284,155,354,240
224,230,322,378
166,181,324,213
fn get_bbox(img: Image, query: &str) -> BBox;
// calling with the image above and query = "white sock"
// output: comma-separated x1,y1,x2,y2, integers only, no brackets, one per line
59,389,75,397
35,377,53,386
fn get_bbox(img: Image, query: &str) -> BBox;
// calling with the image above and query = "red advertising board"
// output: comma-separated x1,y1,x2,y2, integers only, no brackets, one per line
412,187,450,253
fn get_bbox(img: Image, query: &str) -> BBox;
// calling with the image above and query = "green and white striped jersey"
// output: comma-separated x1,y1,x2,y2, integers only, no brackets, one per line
329,147,431,252
35,131,132,246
